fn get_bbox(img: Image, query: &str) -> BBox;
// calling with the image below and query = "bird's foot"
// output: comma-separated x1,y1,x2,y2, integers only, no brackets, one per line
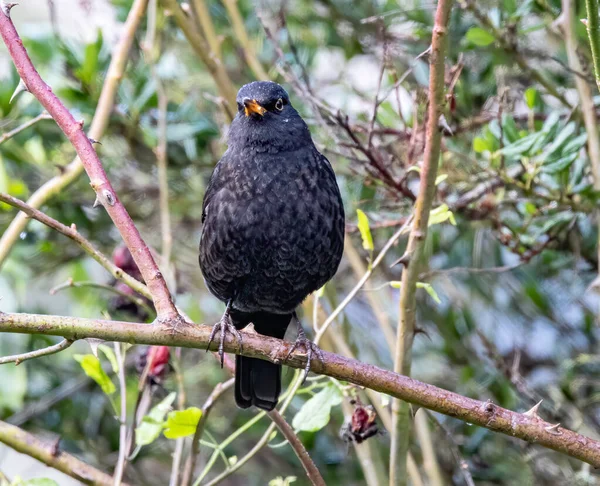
207,311,243,368
284,322,323,383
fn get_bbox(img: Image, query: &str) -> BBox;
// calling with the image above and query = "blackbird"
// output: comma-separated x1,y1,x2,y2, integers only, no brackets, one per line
199,81,345,411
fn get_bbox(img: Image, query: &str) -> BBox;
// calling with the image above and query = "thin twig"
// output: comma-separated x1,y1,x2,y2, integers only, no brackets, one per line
390,2,454,484
585,0,600,92
0,111,52,144
0,420,125,486
0,0,149,270
268,411,326,486
190,0,222,59
0,338,73,365
161,0,237,119
181,378,235,486
222,0,269,80
113,343,128,486
0,193,150,301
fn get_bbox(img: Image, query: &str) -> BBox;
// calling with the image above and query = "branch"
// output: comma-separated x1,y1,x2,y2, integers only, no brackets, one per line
390,1,454,484
181,378,234,486
0,420,127,486
0,0,148,270
0,111,52,144
0,6,179,322
0,338,72,365
268,410,326,486
1,312,600,468
222,0,269,80
161,0,237,120
585,0,600,92
0,193,150,301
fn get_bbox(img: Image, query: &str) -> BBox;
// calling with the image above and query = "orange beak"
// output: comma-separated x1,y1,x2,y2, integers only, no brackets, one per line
244,99,267,117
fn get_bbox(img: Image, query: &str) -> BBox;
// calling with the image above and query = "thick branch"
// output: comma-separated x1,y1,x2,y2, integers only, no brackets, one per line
0,0,148,270
0,7,178,321
390,2,454,485
0,420,127,486
1,312,600,467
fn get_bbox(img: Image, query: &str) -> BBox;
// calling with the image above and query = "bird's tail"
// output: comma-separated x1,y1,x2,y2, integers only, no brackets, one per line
232,311,291,411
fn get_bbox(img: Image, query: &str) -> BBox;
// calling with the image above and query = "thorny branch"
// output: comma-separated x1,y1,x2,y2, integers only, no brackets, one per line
0,311,599,468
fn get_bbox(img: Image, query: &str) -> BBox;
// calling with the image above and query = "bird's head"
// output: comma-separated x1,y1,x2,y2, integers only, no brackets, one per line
229,81,312,152
236,81,291,119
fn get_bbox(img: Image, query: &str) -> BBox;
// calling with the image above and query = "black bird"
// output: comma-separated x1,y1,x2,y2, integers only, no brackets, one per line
199,81,345,411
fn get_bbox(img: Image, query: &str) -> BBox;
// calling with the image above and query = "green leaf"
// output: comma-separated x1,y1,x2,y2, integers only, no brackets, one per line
473,137,490,153
524,87,538,109
356,209,374,252
541,153,578,174
501,114,519,143
561,133,588,155
74,354,115,395
435,174,448,185
136,392,176,446
465,27,496,46
23,479,60,486
163,407,202,439
428,204,457,226
539,122,576,159
97,344,119,373
496,132,542,158
416,282,441,304
389,281,402,289
292,383,343,433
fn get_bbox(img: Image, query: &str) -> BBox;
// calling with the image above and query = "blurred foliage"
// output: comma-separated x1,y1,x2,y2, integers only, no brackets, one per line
1,0,600,485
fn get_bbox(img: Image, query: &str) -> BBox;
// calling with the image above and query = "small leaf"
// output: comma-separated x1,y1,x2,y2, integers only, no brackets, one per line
23,480,60,486
465,27,496,46
292,383,343,433
163,407,202,439
473,137,489,153
98,344,119,373
136,392,176,447
389,281,402,289
429,204,457,227
524,87,538,109
435,174,448,185
74,354,115,395
356,209,374,252
416,282,441,304
541,153,578,174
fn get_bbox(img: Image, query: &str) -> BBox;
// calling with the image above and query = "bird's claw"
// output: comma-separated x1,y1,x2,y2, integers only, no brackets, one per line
207,314,243,368
284,330,324,383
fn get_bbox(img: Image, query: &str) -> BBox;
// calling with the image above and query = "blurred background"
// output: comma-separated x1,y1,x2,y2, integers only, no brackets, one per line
1,0,600,484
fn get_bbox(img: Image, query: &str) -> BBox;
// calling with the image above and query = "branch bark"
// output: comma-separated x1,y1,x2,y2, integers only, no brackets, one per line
585,0,600,92
390,1,454,484
0,0,148,270
0,5,178,322
0,420,128,486
1,311,600,468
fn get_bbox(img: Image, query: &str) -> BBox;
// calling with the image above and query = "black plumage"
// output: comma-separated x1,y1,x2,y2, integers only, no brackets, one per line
199,81,345,411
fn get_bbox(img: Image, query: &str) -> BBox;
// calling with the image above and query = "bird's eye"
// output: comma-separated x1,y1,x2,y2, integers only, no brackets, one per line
237,102,244,112
275,98,284,111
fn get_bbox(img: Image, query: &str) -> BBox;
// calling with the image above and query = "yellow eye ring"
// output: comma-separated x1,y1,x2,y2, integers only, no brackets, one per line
275,98,284,111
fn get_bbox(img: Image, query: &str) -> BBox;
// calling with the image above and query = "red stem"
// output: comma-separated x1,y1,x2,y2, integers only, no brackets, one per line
0,9,178,321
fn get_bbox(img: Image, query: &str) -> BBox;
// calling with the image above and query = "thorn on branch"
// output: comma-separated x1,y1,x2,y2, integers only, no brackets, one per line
391,253,411,268
9,79,28,104
523,399,543,419
88,138,102,145
1,2,18,17
545,423,562,435
93,196,101,208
